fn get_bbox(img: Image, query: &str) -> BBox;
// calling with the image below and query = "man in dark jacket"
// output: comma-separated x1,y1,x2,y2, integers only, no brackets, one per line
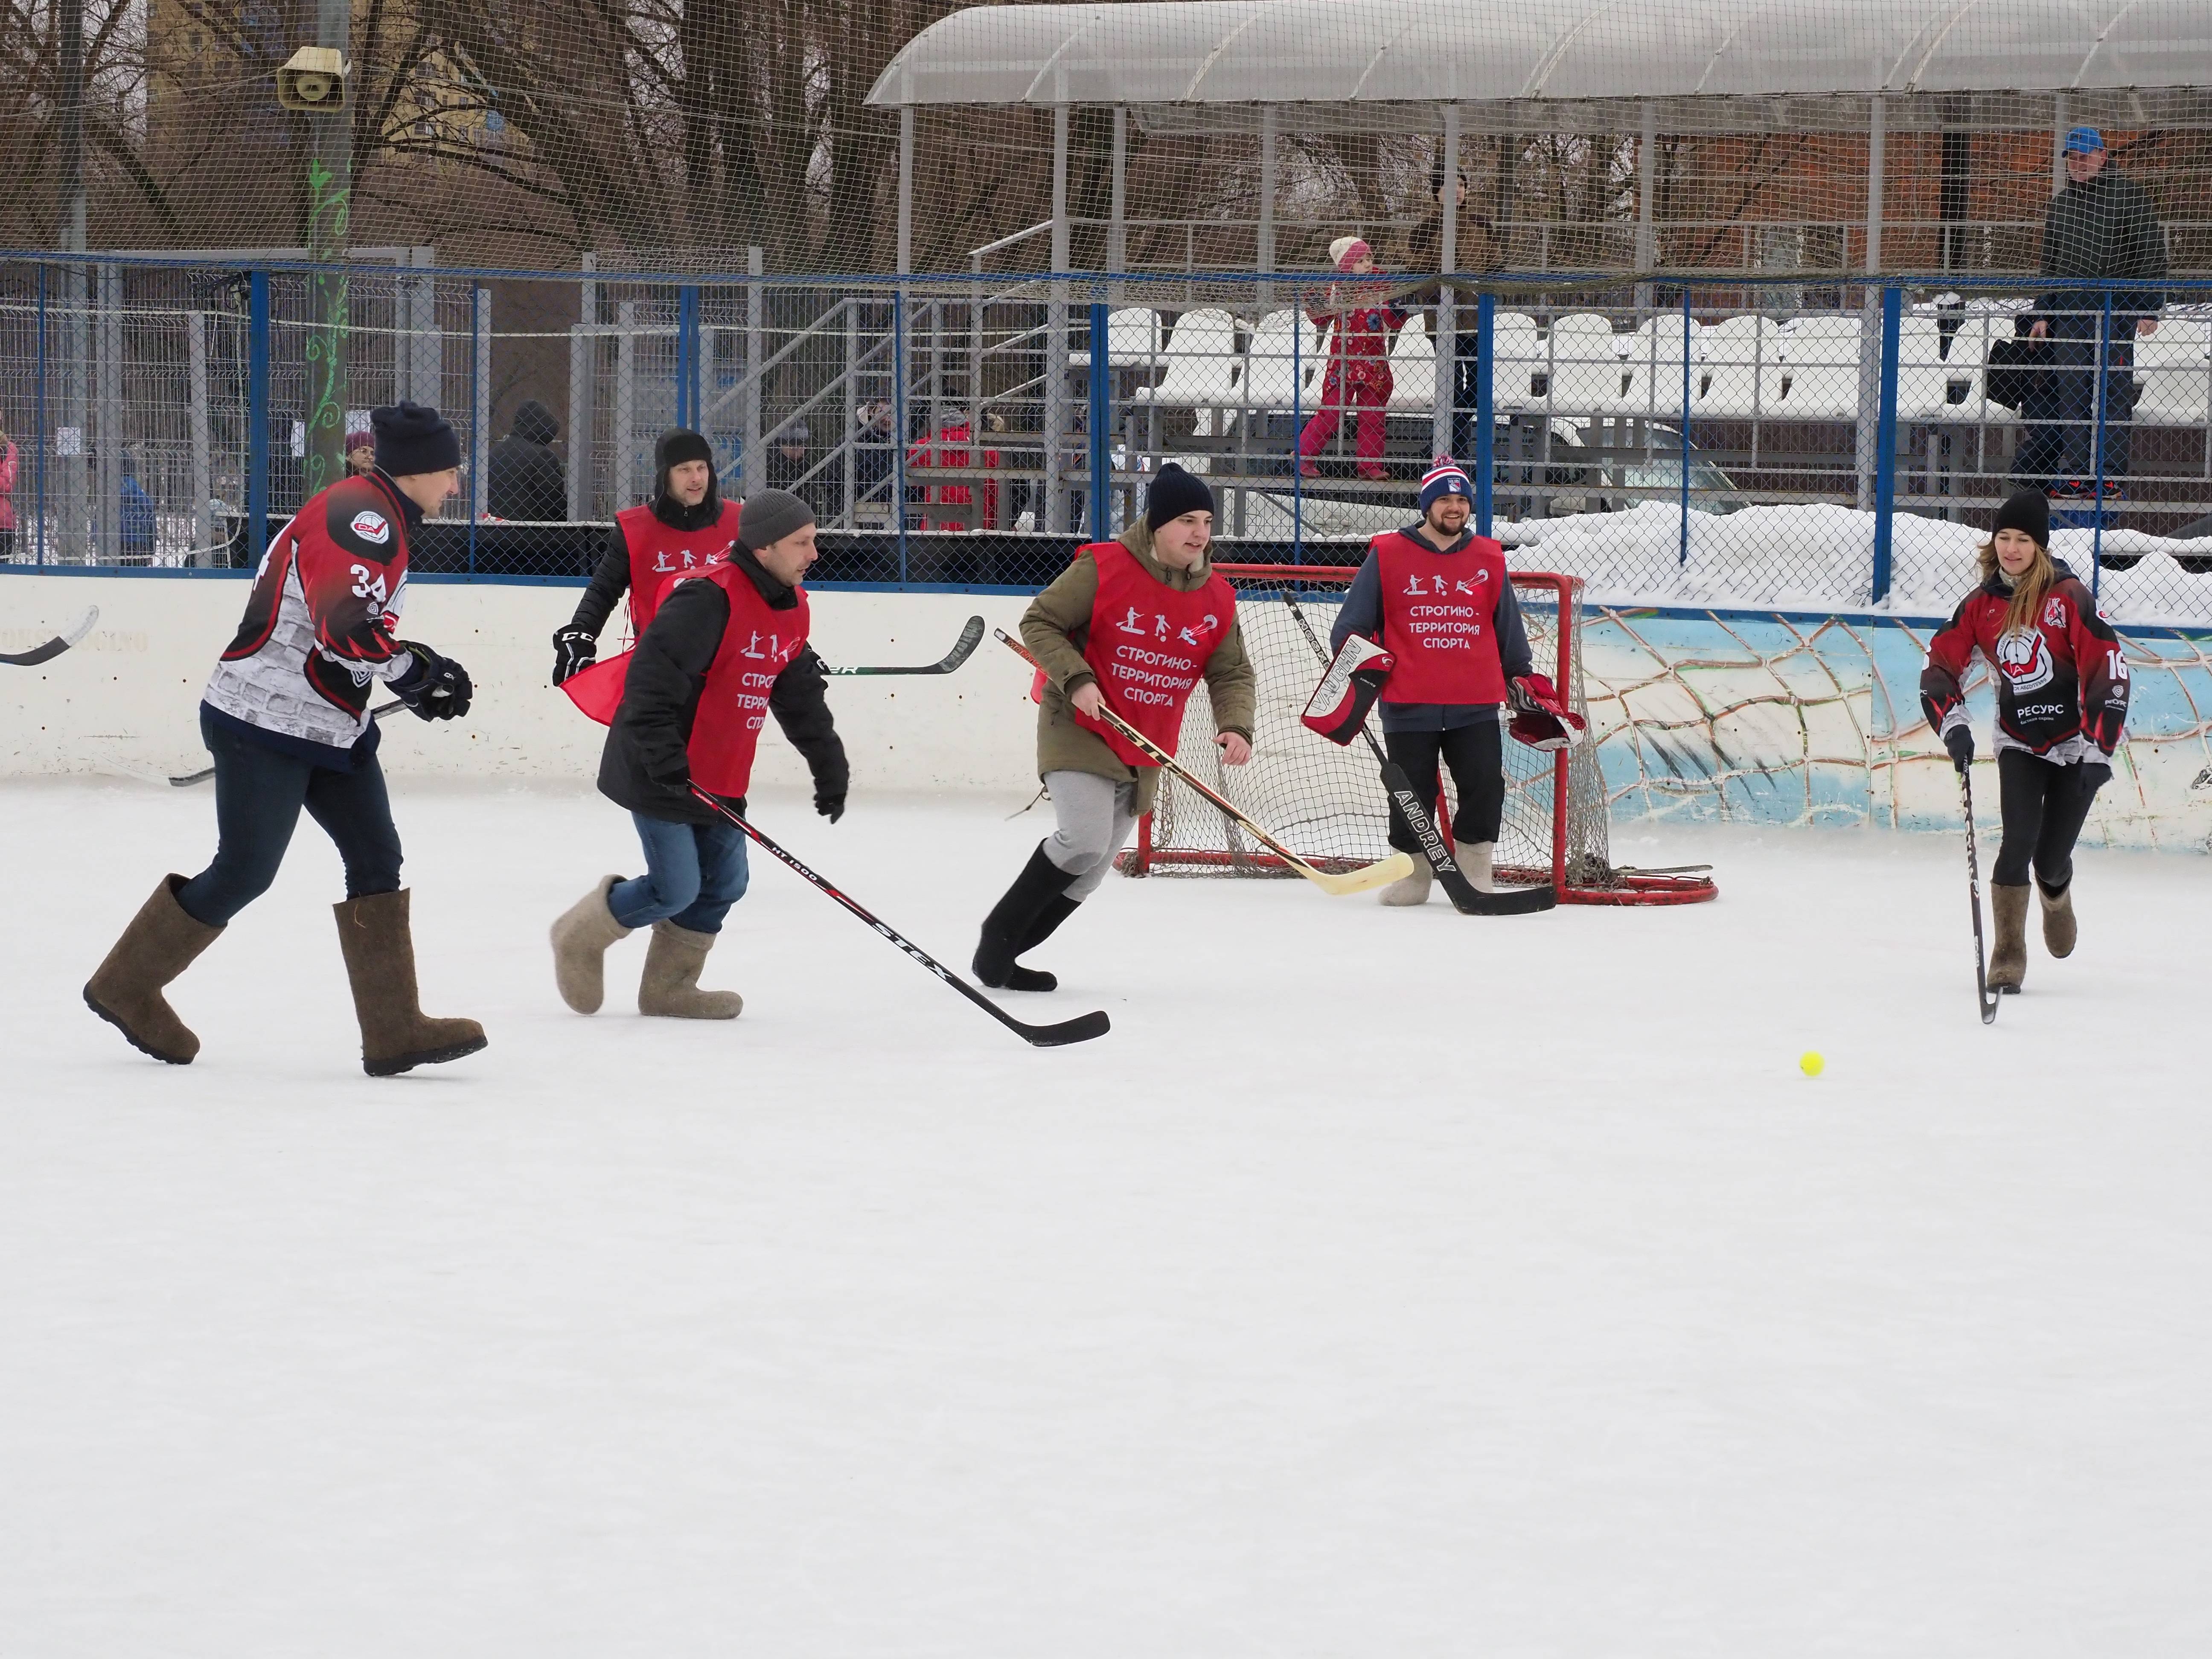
486,399,568,521
547,489,847,1021
2014,128,2167,497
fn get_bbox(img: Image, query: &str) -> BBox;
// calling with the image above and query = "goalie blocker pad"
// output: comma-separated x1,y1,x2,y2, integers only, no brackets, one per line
1301,634,1396,745
1508,672,1586,751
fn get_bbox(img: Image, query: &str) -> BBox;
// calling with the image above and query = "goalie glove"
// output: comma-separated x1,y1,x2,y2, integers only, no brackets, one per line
1508,672,1586,751
1301,634,1395,746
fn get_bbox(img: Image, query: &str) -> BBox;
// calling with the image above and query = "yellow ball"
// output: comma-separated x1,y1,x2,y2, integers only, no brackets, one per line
1799,1051,1825,1078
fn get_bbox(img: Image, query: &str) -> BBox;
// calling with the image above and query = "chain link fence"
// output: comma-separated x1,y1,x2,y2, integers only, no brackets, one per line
3,255,2209,624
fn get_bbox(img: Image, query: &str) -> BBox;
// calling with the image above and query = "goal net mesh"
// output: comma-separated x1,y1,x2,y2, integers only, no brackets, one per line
1121,566,1633,897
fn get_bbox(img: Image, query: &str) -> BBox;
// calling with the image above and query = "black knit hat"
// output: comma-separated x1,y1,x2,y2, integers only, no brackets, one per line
1145,462,1216,532
655,428,714,472
1994,487,2050,548
371,401,461,477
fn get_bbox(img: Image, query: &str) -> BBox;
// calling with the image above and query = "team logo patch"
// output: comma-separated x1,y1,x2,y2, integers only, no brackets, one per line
2043,595,2066,630
1996,626,2055,693
350,510,390,545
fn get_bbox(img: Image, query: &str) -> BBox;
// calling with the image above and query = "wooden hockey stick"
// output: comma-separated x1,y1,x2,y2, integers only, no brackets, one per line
998,630,1415,898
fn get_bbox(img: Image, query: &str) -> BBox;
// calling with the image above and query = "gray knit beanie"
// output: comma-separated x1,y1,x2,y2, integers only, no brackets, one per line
738,488,815,551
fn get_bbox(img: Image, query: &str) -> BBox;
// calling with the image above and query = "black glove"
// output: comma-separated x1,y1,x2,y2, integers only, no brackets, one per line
551,626,597,686
2080,758,2113,795
815,786,847,824
1942,724,1974,772
393,641,472,721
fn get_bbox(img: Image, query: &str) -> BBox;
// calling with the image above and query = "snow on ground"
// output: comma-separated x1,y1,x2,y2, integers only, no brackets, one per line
6,779,2212,1657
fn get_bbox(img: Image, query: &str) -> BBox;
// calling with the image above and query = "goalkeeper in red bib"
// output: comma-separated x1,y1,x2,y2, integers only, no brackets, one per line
974,464,1257,990
1328,458,1538,906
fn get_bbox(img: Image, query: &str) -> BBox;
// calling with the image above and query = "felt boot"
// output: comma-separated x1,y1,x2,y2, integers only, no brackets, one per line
975,844,1076,988
550,875,632,1014
1378,860,1433,907
2038,877,2078,959
637,921,743,1019
1454,839,1498,894
1002,894,1083,993
84,875,224,1065
333,889,488,1076
1988,883,2031,993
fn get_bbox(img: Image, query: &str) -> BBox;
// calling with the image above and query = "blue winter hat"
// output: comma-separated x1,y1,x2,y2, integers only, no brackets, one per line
1418,456,1473,514
2063,125,2105,155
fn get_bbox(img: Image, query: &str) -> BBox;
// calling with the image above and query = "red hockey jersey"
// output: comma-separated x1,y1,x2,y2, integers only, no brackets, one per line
1920,563,2129,760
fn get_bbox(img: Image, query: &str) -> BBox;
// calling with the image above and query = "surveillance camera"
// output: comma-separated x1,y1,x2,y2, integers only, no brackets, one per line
278,46,350,112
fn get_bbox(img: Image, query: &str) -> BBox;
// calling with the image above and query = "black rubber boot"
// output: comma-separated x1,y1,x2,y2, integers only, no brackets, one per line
1002,894,1083,992
974,844,1076,990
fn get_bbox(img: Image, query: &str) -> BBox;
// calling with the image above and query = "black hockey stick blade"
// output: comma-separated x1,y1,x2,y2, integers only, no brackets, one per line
821,615,986,676
1,604,98,667
690,788,1110,1047
169,699,405,786
1959,767,2000,1025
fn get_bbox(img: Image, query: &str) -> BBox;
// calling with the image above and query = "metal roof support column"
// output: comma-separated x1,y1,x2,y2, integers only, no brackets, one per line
1856,94,1886,511
1434,105,1461,461
1109,106,1128,281
1864,93,1885,275
1635,101,1657,311
1258,106,1278,306
897,106,914,275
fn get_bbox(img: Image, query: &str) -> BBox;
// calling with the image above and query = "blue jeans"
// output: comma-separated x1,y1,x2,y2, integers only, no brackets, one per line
609,813,749,934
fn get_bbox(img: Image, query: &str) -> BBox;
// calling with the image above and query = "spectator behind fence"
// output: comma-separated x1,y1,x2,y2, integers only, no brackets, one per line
119,455,156,562
346,423,377,478
765,421,816,506
0,420,17,561
2014,127,2167,501
485,399,568,521
851,402,897,509
1404,163,1500,464
908,414,1000,531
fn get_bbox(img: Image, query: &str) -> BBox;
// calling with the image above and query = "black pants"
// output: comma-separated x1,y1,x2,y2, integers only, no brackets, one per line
2011,323,2138,489
176,709,403,927
1992,748,2099,890
1382,721,1504,855
1449,349,1482,468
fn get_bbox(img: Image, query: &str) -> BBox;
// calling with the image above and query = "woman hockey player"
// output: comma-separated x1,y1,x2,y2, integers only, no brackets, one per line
1297,237,1405,480
550,428,742,686
549,489,848,1020
974,463,1256,991
83,402,485,1076
1921,489,2129,992
1328,458,1535,905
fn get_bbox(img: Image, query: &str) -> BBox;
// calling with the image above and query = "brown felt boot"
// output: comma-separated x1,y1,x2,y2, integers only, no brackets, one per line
333,889,487,1076
83,875,224,1065
1988,883,2031,993
638,921,742,1019
2038,878,2078,959
550,876,632,1014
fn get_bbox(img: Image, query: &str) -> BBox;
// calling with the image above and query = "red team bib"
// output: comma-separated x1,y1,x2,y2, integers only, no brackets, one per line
1373,530,1510,705
1074,541,1237,765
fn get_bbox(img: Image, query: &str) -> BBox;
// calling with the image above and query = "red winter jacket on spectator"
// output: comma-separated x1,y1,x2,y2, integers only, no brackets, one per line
1920,559,2129,762
0,437,19,532
908,420,1000,530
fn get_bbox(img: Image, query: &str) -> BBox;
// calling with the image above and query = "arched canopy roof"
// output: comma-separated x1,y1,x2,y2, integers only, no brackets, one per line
868,0,2212,112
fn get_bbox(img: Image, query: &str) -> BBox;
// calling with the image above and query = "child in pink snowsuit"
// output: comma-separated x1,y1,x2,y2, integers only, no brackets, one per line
1298,237,1404,479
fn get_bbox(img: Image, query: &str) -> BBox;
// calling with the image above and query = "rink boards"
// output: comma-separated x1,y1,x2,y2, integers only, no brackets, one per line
7,570,2212,854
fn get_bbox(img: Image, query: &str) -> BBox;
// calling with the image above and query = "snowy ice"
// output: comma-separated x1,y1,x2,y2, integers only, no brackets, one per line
5,779,2212,1655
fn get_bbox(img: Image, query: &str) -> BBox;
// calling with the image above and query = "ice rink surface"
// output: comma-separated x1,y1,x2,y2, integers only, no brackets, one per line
5,778,2211,1657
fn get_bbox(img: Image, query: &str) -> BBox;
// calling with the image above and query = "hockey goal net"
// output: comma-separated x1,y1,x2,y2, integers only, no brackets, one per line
1118,565,1716,905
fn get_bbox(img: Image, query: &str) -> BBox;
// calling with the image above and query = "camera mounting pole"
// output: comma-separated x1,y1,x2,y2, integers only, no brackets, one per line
279,15,353,501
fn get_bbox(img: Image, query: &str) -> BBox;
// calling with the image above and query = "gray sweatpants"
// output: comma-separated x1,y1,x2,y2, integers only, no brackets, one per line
1041,770,1138,900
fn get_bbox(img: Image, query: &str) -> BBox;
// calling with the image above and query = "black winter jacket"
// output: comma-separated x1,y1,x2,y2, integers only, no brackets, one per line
599,541,849,825
567,480,731,637
2035,172,2167,324
485,400,568,522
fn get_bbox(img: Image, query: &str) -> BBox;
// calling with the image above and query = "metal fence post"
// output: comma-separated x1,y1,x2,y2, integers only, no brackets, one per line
2091,289,2112,591
247,270,271,567
188,311,214,565
893,287,909,585
34,262,47,565
1088,298,1110,535
1678,289,1692,567
744,247,763,497
95,261,120,564
1871,285,1902,604
469,283,489,573
675,283,700,431
568,252,596,521
1475,292,1495,536
1290,300,1303,557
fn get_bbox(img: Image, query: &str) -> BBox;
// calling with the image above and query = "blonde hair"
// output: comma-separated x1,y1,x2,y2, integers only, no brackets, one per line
1976,533,2058,635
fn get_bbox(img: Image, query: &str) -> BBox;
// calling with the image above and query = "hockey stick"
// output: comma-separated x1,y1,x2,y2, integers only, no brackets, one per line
819,615,985,676
168,700,405,787
997,629,1415,897
688,787,1109,1048
1,605,98,667
1958,766,2000,1025
1278,592,1555,916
